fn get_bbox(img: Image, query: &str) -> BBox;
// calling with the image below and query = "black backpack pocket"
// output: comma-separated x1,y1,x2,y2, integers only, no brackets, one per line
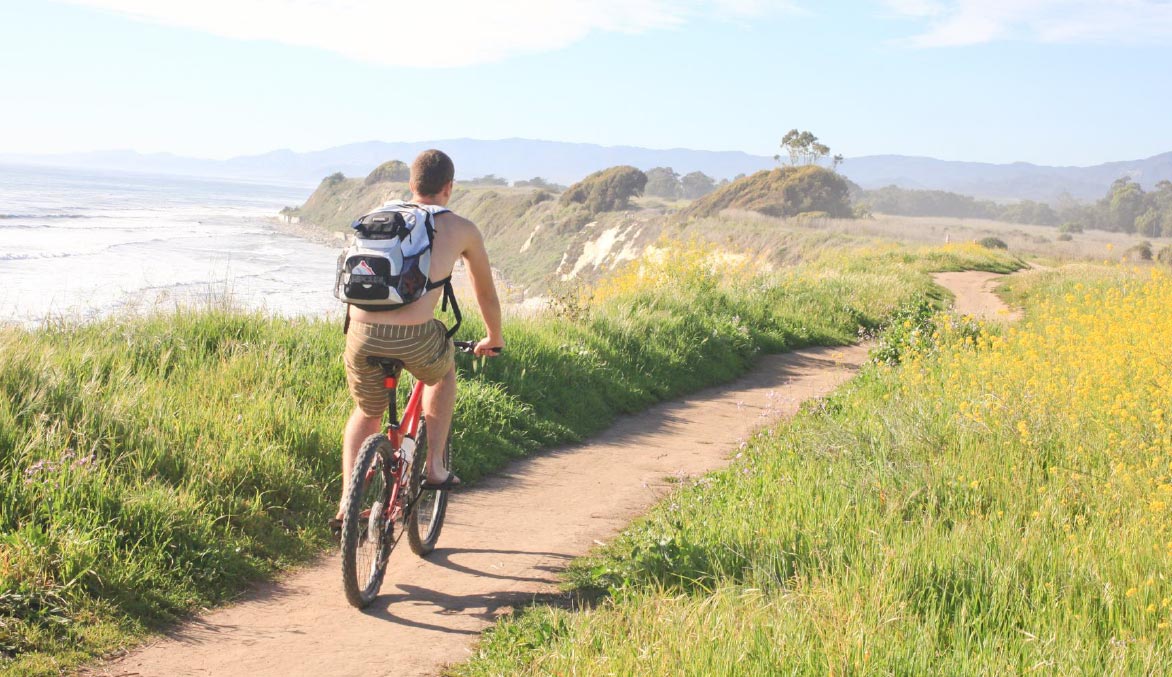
355,211,407,240
342,255,396,301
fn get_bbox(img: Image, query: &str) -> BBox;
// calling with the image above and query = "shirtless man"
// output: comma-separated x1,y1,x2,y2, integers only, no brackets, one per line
337,149,503,524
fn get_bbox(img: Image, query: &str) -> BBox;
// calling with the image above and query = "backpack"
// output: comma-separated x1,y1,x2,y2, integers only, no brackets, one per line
335,200,461,337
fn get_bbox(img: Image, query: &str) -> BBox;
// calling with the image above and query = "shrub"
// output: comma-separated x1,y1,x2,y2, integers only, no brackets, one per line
1158,245,1172,265
560,166,648,214
514,177,565,192
323,171,346,186
363,160,409,186
1057,232,1073,241
1058,221,1084,234
1125,240,1153,261
463,174,509,186
869,299,936,365
683,166,853,219
977,237,1008,250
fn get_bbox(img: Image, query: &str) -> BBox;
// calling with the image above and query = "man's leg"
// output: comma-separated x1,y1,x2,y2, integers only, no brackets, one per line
338,405,383,519
422,365,458,484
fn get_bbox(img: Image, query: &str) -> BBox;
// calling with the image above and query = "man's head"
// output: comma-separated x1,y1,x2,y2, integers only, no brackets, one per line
410,149,455,204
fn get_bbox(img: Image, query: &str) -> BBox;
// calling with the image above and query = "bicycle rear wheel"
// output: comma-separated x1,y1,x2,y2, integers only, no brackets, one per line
406,418,450,556
341,433,395,609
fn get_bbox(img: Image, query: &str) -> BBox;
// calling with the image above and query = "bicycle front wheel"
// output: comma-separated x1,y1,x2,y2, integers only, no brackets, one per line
341,433,395,609
406,418,450,556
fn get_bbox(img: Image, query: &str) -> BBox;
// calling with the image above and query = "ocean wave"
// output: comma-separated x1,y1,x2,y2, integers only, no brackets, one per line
0,213,89,220
0,234,207,261
0,223,55,230
0,250,75,261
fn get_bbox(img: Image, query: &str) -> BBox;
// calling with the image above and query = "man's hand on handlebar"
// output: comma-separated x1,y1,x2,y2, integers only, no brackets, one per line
473,337,503,357
453,339,503,357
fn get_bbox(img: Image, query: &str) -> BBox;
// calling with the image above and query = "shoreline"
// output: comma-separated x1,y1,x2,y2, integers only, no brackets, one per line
265,215,347,247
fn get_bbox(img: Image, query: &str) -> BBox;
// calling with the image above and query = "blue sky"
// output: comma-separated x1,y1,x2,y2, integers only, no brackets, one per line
2,0,1170,165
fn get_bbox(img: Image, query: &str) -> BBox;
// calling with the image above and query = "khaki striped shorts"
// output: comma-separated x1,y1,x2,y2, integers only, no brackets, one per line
344,319,455,416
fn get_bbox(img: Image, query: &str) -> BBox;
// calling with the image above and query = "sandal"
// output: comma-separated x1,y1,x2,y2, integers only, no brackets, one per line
420,472,462,491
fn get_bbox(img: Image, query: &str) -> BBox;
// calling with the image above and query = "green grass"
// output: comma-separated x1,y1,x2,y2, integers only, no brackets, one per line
0,245,1017,674
453,264,1172,676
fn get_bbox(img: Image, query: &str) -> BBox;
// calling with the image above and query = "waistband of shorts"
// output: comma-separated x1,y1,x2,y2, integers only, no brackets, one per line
349,319,441,339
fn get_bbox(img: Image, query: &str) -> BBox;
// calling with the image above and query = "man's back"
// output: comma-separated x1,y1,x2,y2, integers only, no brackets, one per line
349,210,487,326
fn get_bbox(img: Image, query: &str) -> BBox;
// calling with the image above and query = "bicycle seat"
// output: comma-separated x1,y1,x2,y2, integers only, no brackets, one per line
365,356,405,375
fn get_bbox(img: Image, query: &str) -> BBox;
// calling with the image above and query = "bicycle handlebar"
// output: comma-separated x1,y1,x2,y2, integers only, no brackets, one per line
453,340,503,356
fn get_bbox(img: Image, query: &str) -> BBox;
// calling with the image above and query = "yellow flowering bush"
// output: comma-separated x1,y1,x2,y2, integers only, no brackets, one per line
592,239,755,305
899,265,1172,637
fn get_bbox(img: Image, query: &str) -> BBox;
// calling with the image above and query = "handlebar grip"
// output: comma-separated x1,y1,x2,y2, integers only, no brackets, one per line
453,341,503,355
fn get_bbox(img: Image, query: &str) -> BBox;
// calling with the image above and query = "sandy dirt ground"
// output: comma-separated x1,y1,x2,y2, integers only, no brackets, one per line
932,270,1022,321
92,272,1009,677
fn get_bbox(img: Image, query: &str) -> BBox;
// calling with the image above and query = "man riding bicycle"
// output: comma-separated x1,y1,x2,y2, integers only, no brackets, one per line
336,149,504,528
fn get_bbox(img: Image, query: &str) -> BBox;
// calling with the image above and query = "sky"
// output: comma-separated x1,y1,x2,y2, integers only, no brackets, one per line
1,0,1170,166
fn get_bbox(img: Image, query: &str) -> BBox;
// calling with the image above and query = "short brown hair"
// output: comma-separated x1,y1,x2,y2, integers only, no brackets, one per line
410,149,455,196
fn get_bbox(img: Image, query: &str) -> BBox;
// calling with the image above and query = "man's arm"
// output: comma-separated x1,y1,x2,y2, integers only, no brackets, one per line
460,223,504,355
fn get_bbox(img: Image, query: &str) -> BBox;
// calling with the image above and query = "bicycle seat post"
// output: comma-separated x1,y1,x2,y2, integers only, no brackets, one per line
366,356,405,432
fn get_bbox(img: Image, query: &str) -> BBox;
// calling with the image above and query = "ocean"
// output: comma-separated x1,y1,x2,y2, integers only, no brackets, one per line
0,164,343,326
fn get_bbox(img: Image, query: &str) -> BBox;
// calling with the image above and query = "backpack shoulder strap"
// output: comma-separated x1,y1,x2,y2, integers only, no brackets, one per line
439,280,461,339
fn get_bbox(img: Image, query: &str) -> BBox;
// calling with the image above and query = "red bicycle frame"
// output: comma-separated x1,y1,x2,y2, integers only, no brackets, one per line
355,341,488,535
383,371,426,449
360,370,427,526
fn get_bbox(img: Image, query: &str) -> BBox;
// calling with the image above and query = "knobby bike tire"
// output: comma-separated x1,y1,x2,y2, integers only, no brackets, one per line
340,433,395,609
406,418,450,556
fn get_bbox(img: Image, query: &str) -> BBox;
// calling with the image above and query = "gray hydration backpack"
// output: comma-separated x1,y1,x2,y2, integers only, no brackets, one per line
335,200,460,336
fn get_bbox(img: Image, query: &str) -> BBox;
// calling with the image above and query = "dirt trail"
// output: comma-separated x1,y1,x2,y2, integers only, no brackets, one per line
932,270,1021,321
97,272,1007,677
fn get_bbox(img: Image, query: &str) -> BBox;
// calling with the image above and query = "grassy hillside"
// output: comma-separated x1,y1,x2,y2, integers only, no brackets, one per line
289,170,613,289
454,263,1172,675
289,164,865,292
683,165,853,219
0,242,1016,675
289,162,1170,295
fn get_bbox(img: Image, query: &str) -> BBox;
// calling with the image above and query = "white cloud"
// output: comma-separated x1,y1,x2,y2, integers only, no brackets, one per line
59,0,794,67
883,0,1172,46
881,0,945,18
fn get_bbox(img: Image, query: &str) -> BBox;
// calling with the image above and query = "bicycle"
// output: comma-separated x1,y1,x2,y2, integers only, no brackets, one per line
339,340,490,609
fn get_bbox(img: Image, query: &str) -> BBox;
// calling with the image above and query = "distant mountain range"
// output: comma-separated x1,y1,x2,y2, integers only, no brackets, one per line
4,138,1170,202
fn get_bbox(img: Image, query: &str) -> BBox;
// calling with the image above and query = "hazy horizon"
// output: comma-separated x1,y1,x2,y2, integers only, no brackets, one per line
7,135,1170,171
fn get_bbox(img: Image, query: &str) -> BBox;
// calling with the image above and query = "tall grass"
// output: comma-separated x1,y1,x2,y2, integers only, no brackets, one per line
0,243,1015,674
454,263,1172,675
